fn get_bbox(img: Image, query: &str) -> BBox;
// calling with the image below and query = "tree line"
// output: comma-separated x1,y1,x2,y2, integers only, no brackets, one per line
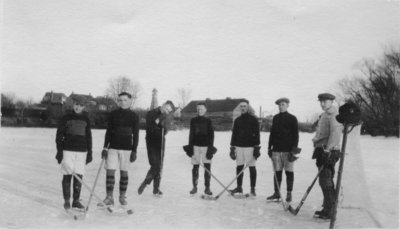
2,46,399,136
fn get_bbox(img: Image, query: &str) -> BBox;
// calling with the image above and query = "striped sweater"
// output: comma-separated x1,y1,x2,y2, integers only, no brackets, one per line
56,111,92,153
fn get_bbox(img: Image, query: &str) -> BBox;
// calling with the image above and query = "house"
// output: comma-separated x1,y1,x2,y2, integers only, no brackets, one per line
181,98,255,130
65,93,96,109
41,91,67,104
94,96,118,112
41,91,67,124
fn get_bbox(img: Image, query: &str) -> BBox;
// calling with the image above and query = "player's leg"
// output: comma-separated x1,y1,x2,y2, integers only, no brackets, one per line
104,149,118,205
119,150,131,205
230,147,244,194
283,152,294,202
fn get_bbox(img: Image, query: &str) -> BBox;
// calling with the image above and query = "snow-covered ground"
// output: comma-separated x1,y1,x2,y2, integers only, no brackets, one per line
0,127,398,229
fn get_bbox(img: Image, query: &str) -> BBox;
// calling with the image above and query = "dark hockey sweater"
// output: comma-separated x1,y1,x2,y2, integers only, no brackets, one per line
103,108,139,152
231,113,260,147
189,116,214,147
145,107,167,145
56,111,92,153
268,111,299,152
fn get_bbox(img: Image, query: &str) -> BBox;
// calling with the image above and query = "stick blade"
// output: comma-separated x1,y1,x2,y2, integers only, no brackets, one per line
288,205,298,215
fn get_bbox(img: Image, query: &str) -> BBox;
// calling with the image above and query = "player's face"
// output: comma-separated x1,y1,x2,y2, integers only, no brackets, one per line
278,102,288,113
239,102,249,114
320,100,333,111
197,105,207,116
162,104,173,114
118,95,132,109
73,103,85,114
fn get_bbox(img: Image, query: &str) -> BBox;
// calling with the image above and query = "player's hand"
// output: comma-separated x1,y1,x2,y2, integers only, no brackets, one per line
55,151,63,164
130,151,137,162
253,146,261,160
101,149,108,159
268,149,273,158
86,151,93,164
229,146,236,160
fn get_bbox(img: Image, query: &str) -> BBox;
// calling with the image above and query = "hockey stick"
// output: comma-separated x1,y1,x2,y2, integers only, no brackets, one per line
288,165,324,215
210,162,252,200
61,163,104,204
329,123,351,229
270,158,288,211
192,157,229,194
84,158,105,215
159,127,165,184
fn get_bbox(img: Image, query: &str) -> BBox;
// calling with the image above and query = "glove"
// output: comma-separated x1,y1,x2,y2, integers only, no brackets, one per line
268,149,273,158
288,147,301,162
101,149,108,159
321,149,340,166
229,146,236,160
183,145,193,157
288,152,298,162
86,151,93,164
55,151,63,164
130,151,137,162
206,146,217,160
253,146,261,160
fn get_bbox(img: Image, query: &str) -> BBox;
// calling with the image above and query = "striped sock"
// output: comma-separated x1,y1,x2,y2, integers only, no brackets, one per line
106,175,115,193
120,175,128,193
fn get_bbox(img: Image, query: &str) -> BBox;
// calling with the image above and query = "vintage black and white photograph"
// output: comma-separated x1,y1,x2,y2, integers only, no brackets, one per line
1,0,399,228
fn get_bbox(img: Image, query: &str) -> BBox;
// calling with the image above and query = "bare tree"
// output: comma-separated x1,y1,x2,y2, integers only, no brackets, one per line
1,92,16,108
106,76,142,105
176,87,192,108
338,46,400,136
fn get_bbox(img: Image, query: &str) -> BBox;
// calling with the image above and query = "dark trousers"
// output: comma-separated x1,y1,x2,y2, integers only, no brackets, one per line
314,147,336,215
143,139,165,191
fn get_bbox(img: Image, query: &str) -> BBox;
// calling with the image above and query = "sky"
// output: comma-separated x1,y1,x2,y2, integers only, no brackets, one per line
2,0,399,121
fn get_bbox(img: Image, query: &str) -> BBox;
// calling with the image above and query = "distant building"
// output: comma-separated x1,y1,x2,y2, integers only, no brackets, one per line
181,98,255,129
94,96,118,112
41,91,67,104
41,91,67,124
65,92,95,110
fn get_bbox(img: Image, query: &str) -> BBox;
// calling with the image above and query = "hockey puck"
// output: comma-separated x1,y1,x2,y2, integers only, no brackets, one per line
74,215,78,220
127,209,133,215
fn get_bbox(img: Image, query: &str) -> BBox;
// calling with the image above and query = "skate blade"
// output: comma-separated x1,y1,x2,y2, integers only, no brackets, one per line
232,193,252,199
266,198,281,202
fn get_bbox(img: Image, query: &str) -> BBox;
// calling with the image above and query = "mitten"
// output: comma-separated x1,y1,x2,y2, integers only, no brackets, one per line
206,146,217,160
183,145,193,157
253,146,261,159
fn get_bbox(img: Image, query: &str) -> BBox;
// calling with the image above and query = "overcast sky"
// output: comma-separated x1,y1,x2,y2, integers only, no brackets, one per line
2,0,399,120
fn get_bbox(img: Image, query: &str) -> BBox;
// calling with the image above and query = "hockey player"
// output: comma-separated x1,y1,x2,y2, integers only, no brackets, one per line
185,102,216,196
138,100,175,196
229,99,261,196
312,93,342,219
101,92,139,206
55,96,92,210
267,97,299,202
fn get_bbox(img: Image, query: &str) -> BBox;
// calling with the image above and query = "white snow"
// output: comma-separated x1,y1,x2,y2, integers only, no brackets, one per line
0,127,398,229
